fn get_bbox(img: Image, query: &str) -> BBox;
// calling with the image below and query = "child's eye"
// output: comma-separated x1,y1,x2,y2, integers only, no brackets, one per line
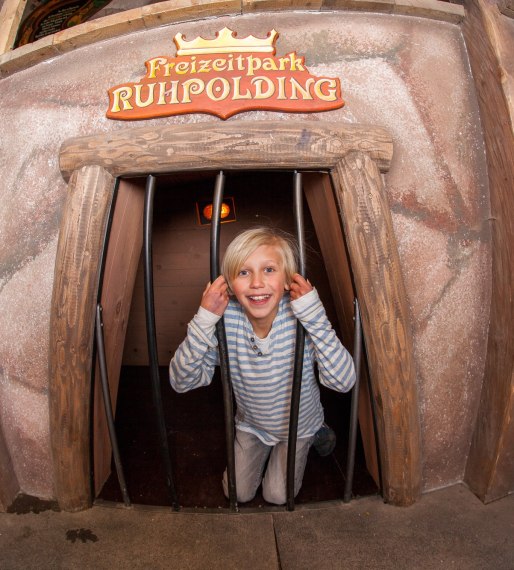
264,267,276,273
238,269,249,277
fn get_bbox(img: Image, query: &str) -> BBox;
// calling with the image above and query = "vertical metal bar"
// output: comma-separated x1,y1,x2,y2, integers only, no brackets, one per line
344,298,363,503
210,171,238,512
286,171,306,511
95,304,131,507
143,174,179,510
368,342,384,496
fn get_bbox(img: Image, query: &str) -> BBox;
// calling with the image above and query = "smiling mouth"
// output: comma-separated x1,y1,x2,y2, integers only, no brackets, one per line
248,294,271,302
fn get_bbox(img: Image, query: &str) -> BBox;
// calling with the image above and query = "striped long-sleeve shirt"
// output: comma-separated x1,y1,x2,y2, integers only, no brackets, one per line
169,289,355,445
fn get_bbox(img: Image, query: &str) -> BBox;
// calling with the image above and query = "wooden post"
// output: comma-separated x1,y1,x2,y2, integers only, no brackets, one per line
0,0,26,54
332,151,422,506
0,427,19,511
303,172,380,486
462,0,514,503
49,165,115,511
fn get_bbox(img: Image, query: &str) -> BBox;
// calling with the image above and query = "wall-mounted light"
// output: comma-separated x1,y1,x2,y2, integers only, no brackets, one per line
196,197,236,226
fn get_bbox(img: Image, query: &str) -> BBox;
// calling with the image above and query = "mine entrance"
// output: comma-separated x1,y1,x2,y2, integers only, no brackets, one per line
93,169,379,509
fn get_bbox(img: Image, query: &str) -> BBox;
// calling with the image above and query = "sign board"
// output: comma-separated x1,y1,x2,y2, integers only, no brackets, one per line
106,28,344,121
15,0,112,47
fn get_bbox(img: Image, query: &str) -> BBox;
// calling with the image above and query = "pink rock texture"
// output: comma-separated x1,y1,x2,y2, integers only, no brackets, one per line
0,12,490,499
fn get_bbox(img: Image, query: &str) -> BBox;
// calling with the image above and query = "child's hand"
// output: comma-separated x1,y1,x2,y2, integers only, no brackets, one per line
200,275,229,316
289,273,314,300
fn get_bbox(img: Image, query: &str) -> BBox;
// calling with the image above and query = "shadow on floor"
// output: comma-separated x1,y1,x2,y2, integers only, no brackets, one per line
97,366,378,509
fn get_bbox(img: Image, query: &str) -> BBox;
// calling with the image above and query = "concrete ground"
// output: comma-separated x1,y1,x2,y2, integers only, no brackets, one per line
0,484,512,569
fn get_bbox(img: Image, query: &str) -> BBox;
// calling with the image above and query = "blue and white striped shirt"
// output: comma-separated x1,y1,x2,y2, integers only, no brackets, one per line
169,289,355,445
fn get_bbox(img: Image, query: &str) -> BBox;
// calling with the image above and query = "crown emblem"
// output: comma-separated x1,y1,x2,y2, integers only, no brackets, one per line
174,27,279,56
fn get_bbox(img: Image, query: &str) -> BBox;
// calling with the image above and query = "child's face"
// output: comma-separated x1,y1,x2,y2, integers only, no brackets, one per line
230,244,288,336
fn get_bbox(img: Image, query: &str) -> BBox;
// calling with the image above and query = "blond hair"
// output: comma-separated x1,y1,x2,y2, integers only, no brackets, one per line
222,227,298,292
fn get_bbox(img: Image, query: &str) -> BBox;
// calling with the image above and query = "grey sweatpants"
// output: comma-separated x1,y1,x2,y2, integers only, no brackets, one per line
222,428,313,505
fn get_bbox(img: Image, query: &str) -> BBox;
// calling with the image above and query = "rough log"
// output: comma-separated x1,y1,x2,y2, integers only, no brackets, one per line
49,165,116,511
332,151,422,506
463,0,514,503
59,121,393,181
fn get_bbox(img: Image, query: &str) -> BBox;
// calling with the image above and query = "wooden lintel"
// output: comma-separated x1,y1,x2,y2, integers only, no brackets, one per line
59,121,393,181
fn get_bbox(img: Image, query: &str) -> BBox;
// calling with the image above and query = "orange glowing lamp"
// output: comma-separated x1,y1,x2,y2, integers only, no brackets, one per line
203,202,231,221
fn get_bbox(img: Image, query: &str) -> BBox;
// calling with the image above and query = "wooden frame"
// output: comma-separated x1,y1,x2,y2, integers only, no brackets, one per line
51,120,422,510
0,0,464,76
462,0,514,503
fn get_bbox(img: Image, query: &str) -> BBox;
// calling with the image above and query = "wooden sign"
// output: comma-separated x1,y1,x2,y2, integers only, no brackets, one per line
106,28,344,121
15,0,112,47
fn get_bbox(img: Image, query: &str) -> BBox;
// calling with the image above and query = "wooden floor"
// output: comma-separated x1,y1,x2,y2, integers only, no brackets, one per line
97,366,378,509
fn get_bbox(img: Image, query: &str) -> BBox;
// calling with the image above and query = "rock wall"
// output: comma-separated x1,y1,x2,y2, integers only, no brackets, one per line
0,10,490,499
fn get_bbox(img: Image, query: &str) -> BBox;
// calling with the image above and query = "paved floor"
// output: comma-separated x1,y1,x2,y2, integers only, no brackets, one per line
1,484,513,569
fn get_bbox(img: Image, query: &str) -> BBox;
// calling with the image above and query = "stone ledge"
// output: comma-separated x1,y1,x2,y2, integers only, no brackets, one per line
0,0,465,78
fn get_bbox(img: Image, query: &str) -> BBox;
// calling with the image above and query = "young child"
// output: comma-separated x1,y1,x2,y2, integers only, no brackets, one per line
169,227,355,505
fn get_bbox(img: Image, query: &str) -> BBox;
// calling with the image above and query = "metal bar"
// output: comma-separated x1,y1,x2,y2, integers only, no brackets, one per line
343,298,363,503
143,174,180,510
210,171,238,512
91,177,119,498
95,303,131,507
286,171,306,511
368,341,384,496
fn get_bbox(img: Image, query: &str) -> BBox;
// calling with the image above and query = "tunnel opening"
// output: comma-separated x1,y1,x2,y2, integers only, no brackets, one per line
93,169,379,509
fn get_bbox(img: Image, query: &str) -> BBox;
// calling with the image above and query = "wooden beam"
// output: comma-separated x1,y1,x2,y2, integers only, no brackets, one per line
0,0,26,54
463,0,514,503
303,172,380,486
332,151,422,506
0,426,19,511
49,165,115,511
59,121,393,181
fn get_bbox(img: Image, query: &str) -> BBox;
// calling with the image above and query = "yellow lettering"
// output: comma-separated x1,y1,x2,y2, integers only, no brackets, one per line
262,58,278,72
290,77,314,100
146,57,167,79
134,83,155,107
110,86,133,112
232,77,252,100
251,76,275,99
198,60,211,73
212,58,227,72
276,77,287,100
157,82,168,105
288,52,305,72
314,78,338,101
175,61,189,74
247,55,262,76
181,79,205,103
165,81,179,104
206,77,230,101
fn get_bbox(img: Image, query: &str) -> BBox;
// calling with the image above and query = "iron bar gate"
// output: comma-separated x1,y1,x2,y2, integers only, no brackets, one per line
95,169,366,511
143,174,180,510
210,171,238,512
286,171,307,511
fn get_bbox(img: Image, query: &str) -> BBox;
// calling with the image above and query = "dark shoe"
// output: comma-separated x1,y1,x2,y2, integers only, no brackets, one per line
313,423,336,456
